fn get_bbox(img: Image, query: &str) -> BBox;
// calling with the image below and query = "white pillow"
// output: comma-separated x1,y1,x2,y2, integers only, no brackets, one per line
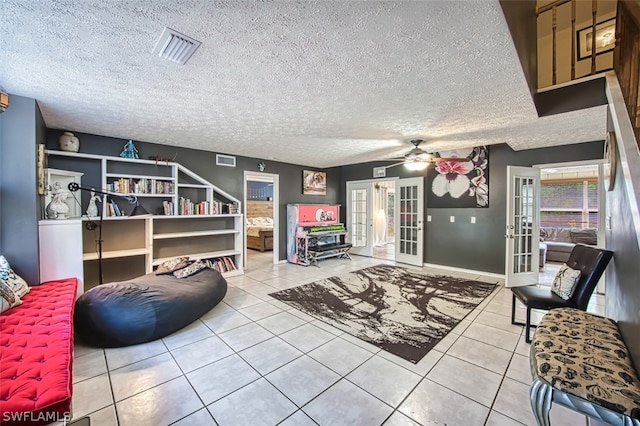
551,264,581,300
0,255,30,298
0,277,23,314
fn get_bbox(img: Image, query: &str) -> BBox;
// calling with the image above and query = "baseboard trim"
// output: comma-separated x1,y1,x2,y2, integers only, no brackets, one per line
423,263,505,279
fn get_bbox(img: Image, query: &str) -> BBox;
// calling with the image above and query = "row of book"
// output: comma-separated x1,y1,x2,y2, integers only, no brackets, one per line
156,199,244,216
205,256,237,273
106,199,125,217
107,178,175,195
178,197,220,215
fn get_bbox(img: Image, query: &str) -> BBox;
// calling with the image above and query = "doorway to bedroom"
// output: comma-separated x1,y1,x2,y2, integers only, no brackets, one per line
244,172,279,271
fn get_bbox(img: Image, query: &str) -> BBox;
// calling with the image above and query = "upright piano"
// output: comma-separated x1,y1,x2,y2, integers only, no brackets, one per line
287,204,352,266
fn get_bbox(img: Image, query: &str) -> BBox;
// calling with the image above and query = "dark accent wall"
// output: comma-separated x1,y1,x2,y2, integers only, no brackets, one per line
341,142,604,274
499,0,538,100
534,77,608,117
605,123,640,369
0,95,44,284
45,130,341,261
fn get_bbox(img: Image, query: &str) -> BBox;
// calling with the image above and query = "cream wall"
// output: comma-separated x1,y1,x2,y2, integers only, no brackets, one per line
537,0,617,88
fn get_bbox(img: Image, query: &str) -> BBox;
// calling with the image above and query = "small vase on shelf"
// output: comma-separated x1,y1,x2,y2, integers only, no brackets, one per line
59,132,80,152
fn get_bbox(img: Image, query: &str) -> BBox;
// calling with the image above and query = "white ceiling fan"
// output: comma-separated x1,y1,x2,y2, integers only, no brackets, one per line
384,139,471,171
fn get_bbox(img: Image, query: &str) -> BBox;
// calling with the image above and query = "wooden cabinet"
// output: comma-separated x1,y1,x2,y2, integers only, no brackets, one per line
42,150,244,290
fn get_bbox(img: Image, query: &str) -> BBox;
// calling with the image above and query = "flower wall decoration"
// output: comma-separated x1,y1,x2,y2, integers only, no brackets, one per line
427,146,489,208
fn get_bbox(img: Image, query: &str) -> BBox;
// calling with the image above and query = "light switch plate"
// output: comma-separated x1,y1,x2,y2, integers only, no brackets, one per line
471,217,476,224
450,216,455,223
427,215,432,222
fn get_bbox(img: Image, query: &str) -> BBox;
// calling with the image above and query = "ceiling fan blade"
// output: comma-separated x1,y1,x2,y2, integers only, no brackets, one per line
431,157,472,163
383,161,407,169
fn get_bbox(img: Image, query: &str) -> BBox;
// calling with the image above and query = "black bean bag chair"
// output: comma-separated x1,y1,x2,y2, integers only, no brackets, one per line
74,268,227,347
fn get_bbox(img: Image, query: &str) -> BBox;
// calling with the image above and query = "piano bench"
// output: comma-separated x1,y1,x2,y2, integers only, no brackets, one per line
308,243,353,266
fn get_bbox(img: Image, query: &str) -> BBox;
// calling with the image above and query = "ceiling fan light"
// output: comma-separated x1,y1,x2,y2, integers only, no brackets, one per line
404,161,428,171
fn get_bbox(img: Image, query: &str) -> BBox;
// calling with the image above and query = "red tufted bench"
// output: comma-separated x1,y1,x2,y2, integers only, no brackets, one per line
0,278,77,425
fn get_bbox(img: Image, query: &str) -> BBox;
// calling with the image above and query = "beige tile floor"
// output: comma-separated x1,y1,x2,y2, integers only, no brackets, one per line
64,251,604,426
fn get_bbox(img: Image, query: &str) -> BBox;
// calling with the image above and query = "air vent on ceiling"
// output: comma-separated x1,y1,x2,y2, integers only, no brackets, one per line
152,27,201,65
216,154,236,167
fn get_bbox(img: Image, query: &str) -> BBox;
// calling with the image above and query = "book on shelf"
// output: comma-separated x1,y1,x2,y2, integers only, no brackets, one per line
106,199,124,217
205,256,237,273
162,200,174,216
107,178,175,195
178,197,222,216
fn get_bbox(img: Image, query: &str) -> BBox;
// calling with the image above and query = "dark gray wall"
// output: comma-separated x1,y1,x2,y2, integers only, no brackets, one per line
500,0,538,101
0,95,44,284
45,130,341,261
342,142,604,274
605,123,640,369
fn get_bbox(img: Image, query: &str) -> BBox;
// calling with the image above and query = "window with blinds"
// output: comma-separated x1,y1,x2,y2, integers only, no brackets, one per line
540,179,598,228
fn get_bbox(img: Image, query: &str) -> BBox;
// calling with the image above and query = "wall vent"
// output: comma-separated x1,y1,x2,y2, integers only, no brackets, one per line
373,167,387,178
152,27,201,65
216,154,236,167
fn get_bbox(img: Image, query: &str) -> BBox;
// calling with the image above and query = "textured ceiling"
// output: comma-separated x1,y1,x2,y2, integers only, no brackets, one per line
0,0,607,168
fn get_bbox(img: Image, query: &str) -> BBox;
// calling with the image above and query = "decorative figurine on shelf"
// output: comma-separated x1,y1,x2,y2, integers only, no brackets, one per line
120,140,139,159
86,190,100,217
45,183,71,219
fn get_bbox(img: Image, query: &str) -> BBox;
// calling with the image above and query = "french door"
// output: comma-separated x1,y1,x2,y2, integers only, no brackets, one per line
346,181,373,256
395,177,424,266
505,166,540,287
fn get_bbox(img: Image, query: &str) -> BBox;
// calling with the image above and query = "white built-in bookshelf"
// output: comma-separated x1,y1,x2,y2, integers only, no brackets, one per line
41,150,244,291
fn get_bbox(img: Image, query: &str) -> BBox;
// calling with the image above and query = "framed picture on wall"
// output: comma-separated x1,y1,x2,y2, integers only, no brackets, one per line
577,18,616,60
303,170,326,195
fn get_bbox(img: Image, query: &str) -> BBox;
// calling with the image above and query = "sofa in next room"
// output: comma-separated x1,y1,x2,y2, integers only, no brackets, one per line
540,227,598,263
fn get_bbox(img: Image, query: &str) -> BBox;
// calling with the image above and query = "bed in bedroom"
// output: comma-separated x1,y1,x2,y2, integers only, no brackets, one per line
246,216,274,252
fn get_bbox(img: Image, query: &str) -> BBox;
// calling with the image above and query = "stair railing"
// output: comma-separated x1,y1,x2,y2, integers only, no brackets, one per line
537,0,615,86
613,0,640,146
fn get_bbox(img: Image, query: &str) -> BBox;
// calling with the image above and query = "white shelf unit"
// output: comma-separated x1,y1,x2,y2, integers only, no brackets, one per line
152,214,244,278
45,150,240,217
44,150,244,288
79,216,152,289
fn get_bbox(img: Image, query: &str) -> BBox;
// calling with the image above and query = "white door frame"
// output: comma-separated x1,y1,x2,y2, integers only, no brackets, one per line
243,171,279,267
346,180,374,257
534,159,606,292
346,178,399,258
505,166,540,287
395,176,424,267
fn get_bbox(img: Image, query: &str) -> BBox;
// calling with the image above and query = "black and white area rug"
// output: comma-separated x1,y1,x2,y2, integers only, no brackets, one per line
269,265,497,363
